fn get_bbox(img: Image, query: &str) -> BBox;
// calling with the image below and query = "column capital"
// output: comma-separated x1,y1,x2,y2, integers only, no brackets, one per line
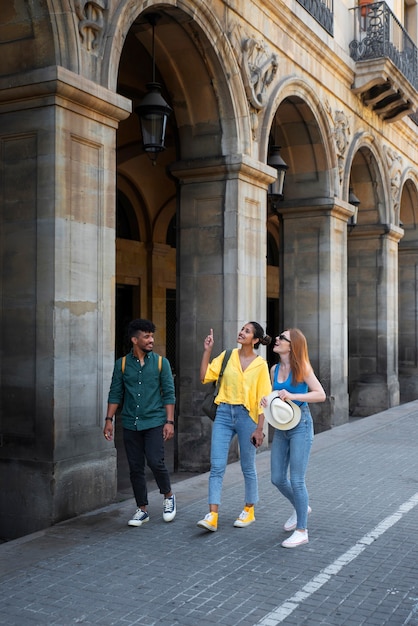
170,154,276,189
349,223,404,243
276,197,356,223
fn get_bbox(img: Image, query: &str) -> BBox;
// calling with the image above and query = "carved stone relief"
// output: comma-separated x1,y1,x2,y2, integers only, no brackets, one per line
74,1,107,52
229,23,278,138
326,104,351,187
384,145,403,215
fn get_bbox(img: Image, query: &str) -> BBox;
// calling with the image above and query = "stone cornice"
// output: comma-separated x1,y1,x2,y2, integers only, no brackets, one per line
170,154,277,189
0,66,131,124
348,223,404,243
277,197,357,222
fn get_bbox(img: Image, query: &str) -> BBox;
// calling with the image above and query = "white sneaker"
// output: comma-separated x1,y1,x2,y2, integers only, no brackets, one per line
282,529,309,548
284,506,312,532
128,509,149,527
163,494,176,522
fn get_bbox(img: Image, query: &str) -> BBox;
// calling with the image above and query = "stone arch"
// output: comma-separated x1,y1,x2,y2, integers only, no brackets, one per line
15,3,252,156
344,132,390,226
260,77,337,200
399,170,418,232
104,1,251,158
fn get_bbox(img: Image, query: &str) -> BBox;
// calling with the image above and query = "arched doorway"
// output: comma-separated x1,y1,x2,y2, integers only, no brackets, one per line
114,5,260,474
347,144,401,416
265,93,345,431
398,177,418,401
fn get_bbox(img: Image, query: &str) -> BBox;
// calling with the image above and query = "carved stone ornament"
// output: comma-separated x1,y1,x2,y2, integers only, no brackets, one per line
229,23,278,137
326,103,351,187
335,110,350,187
74,0,107,51
384,146,403,214
241,38,278,110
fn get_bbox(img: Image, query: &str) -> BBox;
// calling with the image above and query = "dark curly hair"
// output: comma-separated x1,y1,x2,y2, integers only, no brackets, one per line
127,319,156,339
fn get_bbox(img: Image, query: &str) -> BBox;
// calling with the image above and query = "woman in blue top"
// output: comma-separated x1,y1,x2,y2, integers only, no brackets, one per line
263,328,325,548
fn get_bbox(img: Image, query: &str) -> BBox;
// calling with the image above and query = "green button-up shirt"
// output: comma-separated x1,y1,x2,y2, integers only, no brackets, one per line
108,351,175,431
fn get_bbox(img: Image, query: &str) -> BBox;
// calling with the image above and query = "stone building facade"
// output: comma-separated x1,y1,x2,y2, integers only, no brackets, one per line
1,0,417,539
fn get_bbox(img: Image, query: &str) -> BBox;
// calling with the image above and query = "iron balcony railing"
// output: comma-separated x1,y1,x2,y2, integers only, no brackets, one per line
296,0,334,36
349,1,418,91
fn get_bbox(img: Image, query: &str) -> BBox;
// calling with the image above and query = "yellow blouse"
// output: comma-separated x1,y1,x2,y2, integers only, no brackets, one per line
203,348,272,423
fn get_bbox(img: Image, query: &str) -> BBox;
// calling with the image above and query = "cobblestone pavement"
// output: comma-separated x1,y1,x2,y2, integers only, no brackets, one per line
1,402,418,626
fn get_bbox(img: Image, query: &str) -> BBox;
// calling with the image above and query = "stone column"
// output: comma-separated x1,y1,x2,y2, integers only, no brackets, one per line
0,66,130,539
398,235,418,401
171,155,274,472
348,224,402,417
278,198,353,431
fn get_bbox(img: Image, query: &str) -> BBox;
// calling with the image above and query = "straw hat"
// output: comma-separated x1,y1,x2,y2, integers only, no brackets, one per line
264,391,301,430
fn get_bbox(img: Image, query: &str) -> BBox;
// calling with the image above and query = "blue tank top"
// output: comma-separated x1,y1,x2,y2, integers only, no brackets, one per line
273,363,308,407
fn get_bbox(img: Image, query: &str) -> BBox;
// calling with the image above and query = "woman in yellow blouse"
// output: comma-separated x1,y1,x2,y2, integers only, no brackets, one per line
197,322,272,532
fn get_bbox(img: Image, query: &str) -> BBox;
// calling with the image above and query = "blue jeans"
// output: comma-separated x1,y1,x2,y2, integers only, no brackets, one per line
270,405,314,529
208,403,258,506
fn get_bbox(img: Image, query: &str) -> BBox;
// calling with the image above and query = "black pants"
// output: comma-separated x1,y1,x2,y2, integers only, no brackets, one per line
123,426,171,507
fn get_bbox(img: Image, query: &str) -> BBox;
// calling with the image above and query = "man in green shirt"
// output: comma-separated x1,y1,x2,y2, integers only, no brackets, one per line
103,319,176,526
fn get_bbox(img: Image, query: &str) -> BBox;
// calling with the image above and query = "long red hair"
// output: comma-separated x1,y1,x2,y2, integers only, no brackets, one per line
283,328,312,383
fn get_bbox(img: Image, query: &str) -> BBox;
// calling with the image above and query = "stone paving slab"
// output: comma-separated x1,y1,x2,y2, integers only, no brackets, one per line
1,402,418,626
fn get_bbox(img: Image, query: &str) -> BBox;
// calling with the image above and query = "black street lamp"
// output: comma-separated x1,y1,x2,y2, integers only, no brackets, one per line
267,146,288,212
348,187,360,231
135,14,172,164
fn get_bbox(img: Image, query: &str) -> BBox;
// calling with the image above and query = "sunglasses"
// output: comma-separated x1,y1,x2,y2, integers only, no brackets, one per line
278,334,291,343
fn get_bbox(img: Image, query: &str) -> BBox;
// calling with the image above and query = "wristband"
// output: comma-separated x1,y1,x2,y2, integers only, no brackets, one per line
166,420,174,425
105,417,113,421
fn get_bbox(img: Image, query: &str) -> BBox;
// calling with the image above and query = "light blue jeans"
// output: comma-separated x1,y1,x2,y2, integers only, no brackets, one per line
270,404,314,529
208,403,258,506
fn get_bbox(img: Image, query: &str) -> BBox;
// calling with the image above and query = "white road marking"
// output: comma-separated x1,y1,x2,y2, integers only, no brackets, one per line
256,492,418,626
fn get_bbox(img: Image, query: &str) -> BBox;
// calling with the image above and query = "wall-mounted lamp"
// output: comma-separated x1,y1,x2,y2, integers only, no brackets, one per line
267,146,289,212
348,187,360,232
135,14,172,164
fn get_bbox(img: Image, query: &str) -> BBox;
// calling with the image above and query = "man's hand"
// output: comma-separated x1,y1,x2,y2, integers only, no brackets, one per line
163,423,174,441
103,421,114,441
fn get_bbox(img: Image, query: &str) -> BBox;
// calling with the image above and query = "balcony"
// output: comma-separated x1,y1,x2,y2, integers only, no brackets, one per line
296,0,334,36
349,2,418,122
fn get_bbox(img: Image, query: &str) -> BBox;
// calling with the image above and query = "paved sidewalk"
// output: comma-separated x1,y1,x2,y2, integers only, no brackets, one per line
1,402,418,626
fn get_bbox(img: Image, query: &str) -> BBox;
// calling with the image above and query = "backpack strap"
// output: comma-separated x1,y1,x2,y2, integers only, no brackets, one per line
215,349,232,394
122,354,162,374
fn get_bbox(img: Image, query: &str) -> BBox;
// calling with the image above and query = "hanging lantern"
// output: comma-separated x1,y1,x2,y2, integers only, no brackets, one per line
135,14,172,163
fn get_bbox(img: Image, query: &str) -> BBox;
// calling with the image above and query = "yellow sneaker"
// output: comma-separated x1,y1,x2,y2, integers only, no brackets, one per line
197,511,218,532
233,506,255,527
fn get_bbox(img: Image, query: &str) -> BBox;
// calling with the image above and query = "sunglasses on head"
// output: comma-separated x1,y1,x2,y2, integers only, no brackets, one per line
279,334,291,343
